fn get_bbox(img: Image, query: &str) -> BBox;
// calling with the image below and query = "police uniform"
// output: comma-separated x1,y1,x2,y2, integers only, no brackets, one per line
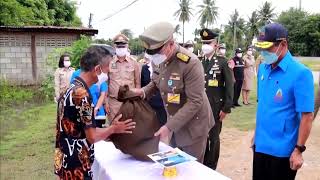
140,22,214,163
232,48,245,106
200,29,234,169
108,34,141,120
54,67,74,100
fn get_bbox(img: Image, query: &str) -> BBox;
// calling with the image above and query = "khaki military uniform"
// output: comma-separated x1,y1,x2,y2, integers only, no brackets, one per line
143,46,214,162
54,67,74,100
202,54,234,169
108,56,141,120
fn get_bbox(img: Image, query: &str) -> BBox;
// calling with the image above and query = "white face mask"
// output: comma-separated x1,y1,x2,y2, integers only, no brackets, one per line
148,53,167,65
115,48,128,57
236,53,243,58
202,44,214,55
247,50,253,56
187,47,194,53
96,67,108,86
219,49,226,55
64,61,71,68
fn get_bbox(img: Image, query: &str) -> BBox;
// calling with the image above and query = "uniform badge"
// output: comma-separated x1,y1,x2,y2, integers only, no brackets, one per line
261,75,264,81
170,73,180,80
168,79,173,87
208,79,219,87
167,93,180,104
177,53,190,63
209,70,213,75
274,88,283,102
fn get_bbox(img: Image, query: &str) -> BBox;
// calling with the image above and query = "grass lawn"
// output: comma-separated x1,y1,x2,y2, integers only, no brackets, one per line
0,103,56,180
299,58,320,71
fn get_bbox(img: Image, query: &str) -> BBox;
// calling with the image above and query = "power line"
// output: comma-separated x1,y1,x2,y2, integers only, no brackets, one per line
100,0,140,22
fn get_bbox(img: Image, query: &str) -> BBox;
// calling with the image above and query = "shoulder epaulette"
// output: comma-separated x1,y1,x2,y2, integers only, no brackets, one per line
176,52,190,63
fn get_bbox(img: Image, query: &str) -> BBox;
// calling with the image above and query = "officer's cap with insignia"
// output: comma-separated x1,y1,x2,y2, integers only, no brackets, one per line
200,28,219,43
255,23,288,49
235,48,243,53
113,34,129,46
139,22,175,55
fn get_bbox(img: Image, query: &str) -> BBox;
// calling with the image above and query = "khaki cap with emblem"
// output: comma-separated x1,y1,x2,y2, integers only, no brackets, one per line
113,33,129,44
139,22,175,53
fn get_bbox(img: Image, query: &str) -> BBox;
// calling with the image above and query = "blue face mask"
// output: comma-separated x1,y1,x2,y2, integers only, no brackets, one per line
260,44,282,65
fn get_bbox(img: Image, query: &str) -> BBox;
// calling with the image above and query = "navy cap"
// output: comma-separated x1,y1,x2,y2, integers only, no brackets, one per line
200,28,218,42
255,23,288,49
235,48,243,53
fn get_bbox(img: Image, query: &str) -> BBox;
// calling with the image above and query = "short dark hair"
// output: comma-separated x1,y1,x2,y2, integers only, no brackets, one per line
58,54,70,68
80,45,113,72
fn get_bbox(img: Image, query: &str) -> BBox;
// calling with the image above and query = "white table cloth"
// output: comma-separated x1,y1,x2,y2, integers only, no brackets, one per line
92,141,231,180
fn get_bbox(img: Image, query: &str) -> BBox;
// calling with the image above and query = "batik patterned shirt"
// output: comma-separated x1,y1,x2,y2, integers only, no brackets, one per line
54,77,95,179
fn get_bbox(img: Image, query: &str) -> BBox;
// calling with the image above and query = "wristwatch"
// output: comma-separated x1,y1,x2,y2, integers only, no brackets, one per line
295,145,306,153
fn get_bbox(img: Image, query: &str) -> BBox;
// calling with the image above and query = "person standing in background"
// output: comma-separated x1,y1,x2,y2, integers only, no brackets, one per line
218,43,227,57
54,54,74,102
107,34,141,120
183,40,195,53
140,53,167,126
232,48,245,107
242,46,255,105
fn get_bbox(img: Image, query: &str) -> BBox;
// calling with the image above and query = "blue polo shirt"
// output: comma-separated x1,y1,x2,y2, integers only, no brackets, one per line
255,51,314,157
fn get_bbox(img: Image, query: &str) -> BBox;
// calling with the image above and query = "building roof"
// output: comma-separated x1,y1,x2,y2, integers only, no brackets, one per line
0,26,98,36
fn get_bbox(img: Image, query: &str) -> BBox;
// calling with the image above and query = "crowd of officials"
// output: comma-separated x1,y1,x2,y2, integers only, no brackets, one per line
54,22,318,180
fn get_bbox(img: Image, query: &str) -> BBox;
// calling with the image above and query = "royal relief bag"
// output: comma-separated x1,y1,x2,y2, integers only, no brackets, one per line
110,85,160,161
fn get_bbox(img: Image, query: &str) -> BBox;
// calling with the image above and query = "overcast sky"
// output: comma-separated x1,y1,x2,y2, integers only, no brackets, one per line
76,0,320,42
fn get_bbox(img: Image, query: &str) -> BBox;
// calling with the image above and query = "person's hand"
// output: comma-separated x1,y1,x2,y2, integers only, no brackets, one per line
250,133,255,150
154,126,171,142
104,104,111,114
130,88,144,98
219,111,227,121
290,148,304,170
111,114,136,134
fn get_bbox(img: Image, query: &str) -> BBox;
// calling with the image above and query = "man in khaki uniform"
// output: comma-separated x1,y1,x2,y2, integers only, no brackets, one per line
133,22,214,163
107,34,141,120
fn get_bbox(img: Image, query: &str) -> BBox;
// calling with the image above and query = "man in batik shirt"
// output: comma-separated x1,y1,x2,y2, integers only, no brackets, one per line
54,45,136,180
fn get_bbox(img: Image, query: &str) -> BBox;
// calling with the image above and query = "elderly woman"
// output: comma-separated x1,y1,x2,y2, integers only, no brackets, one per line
54,54,74,102
242,46,255,105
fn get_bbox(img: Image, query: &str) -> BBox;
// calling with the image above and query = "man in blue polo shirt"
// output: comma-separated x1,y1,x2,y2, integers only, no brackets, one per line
253,23,315,180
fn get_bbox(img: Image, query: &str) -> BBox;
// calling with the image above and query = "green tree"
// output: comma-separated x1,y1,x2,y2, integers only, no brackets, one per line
0,0,34,26
0,0,81,26
277,8,320,56
129,38,144,55
197,0,218,28
174,0,193,43
245,11,259,48
258,1,276,25
224,9,246,52
120,29,134,39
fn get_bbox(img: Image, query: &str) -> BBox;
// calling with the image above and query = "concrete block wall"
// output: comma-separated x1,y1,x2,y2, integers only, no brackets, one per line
0,33,78,85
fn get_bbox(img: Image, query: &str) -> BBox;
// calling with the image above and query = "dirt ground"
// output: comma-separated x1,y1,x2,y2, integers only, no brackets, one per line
217,116,320,180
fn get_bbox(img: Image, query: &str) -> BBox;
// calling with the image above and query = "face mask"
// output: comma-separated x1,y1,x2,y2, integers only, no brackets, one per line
236,53,243,58
148,53,167,65
64,61,71,68
202,44,214,55
187,47,194,53
247,50,253,56
116,48,128,57
96,67,108,86
261,44,282,65
219,49,226,55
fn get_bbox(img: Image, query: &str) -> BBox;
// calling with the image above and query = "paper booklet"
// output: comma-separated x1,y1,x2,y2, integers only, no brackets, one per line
148,148,197,167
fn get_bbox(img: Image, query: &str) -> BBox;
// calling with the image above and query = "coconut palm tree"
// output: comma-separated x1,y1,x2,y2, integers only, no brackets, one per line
224,9,246,51
258,1,276,25
245,11,259,47
120,29,133,39
173,0,193,43
197,0,218,28
174,24,182,36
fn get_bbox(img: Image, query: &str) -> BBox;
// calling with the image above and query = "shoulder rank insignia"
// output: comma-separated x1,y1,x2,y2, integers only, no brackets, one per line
176,52,190,63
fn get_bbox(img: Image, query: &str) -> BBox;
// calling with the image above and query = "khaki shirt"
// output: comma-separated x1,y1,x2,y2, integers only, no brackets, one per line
54,67,74,99
143,46,214,147
108,56,141,98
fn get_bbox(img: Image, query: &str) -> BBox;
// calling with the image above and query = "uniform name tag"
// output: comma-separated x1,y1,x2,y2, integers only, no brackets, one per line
167,93,180,104
208,79,218,87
